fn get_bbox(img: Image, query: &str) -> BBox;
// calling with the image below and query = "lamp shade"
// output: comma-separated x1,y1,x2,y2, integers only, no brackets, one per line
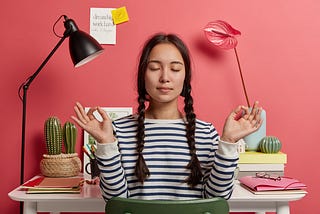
69,30,104,67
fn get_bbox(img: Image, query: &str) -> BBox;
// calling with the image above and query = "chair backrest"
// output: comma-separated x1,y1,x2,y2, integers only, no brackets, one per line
105,197,229,214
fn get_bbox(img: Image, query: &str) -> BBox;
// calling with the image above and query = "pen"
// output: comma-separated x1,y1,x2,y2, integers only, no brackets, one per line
90,145,96,156
82,146,93,160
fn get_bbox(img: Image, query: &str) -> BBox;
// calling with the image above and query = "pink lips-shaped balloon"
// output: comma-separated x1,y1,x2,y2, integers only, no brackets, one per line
204,20,241,50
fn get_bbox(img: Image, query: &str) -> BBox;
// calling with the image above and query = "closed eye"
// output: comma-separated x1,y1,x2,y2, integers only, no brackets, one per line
148,61,161,71
171,61,184,72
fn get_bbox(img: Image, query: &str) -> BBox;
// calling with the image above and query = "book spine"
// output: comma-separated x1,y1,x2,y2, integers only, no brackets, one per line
237,171,284,179
238,164,285,171
239,152,287,164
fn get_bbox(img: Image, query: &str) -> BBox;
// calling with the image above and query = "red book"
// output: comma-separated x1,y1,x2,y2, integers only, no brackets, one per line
21,176,45,189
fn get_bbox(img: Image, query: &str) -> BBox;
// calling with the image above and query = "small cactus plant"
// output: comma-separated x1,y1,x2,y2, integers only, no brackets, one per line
63,121,77,154
44,116,63,155
259,136,282,153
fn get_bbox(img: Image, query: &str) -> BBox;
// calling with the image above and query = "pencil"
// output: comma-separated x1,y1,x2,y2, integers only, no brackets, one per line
82,146,93,160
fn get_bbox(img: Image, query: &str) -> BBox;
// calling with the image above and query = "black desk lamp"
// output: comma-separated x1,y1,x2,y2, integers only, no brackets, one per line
18,14,103,206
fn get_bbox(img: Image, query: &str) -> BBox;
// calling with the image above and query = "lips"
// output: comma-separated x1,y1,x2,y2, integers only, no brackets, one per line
157,87,173,93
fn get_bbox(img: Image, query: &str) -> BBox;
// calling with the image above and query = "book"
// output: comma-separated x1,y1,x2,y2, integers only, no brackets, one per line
238,163,285,171
239,175,306,192
22,176,83,194
241,183,307,195
27,187,81,194
239,152,287,164
21,176,45,189
237,171,284,178
36,177,82,188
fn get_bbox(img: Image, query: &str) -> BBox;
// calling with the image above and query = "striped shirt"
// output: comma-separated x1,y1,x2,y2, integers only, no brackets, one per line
95,114,239,201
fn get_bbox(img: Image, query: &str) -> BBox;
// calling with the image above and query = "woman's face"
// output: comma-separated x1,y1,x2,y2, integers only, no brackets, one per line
145,43,186,105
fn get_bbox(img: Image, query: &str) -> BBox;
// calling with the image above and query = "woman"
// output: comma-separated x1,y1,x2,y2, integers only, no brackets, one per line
72,33,262,201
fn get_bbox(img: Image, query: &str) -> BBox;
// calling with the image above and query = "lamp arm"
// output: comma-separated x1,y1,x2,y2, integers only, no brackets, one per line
22,36,67,90
20,34,68,186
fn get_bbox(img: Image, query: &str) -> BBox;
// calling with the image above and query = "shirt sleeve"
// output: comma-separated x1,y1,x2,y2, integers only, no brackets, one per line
203,129,239,199
95,141,129,201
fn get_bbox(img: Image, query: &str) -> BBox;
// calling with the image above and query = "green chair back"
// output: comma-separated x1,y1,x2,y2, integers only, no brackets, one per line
105,197,229,214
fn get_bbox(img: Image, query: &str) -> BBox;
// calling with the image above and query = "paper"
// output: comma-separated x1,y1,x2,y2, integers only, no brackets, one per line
111,7,129,25
90,8,116,44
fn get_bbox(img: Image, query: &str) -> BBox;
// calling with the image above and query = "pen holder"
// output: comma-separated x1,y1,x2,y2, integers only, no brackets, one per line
85,158,100,179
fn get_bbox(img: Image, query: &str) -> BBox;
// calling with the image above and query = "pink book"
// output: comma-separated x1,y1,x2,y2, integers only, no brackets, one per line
239,176,307,191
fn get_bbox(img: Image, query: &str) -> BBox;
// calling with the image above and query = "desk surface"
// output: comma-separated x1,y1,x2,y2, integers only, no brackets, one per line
9,177,306,214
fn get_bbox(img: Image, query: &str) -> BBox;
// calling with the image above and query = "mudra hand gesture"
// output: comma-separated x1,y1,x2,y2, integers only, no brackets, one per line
71,102,115,144
221,101,263,143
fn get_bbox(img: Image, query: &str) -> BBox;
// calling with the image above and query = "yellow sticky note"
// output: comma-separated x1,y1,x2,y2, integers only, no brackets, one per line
111,7,129,25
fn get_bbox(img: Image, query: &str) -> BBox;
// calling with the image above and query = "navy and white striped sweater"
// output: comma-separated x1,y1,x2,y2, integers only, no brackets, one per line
95,114,239,201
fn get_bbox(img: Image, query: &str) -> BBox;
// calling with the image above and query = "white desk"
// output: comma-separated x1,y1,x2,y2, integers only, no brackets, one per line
9,178,306,214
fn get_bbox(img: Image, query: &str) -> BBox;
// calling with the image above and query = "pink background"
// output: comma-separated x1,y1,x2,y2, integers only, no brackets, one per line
1,1,319,213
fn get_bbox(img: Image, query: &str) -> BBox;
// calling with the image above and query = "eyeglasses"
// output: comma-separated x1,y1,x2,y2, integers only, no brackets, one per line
255,172,281,181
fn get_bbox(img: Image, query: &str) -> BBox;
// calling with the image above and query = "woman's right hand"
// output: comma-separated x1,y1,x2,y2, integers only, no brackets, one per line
71,102,115,144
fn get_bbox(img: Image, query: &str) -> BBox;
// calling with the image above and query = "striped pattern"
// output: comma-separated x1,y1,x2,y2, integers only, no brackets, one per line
96,115,238,201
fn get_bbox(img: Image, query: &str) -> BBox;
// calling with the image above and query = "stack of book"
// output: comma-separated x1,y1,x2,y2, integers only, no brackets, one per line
237,151,287,178
21,176,83,194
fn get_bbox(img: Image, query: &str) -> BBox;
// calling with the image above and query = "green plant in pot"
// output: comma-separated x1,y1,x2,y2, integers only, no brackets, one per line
44,116,63,155
40,116,81,177
63,121,77,154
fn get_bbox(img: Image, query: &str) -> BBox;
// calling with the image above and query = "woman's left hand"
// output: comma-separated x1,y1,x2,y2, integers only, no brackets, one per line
220,101,263,143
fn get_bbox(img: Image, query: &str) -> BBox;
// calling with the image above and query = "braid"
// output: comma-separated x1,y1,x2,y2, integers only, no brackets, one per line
184,85,203,187
135,96,150,183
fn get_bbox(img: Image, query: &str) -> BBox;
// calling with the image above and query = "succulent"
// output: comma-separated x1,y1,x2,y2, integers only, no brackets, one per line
259,136,282,153
63,121,77,154
44,117,63,155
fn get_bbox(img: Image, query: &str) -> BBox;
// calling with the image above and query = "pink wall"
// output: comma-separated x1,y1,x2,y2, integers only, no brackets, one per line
1,1,319,213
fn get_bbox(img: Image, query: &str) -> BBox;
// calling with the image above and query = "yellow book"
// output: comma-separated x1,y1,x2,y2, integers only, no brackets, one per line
239,151,287,164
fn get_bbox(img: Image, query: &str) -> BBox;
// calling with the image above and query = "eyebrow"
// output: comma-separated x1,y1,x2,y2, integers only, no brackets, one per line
148,60,184,65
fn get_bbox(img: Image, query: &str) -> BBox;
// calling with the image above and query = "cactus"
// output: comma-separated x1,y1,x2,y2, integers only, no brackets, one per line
259,136,282,153
44,117,63,155
63,121,77,154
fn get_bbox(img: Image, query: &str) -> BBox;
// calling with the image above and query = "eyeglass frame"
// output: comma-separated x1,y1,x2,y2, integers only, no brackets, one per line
255,172,281,181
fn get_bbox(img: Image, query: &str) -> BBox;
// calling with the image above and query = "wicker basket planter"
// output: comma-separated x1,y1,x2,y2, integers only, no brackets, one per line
40,153,81,177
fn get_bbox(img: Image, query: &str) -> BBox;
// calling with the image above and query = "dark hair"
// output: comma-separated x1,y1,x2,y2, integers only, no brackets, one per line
135,33,203,187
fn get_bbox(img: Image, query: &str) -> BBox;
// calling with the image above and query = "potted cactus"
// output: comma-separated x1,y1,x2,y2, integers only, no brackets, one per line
40,116,81,177
44,116,63,155
63,121,77,154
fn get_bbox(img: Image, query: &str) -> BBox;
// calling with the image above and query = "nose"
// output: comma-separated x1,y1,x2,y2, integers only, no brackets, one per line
159,68,170,83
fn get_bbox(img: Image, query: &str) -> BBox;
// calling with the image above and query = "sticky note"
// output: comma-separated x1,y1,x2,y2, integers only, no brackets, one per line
111,6,129,25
